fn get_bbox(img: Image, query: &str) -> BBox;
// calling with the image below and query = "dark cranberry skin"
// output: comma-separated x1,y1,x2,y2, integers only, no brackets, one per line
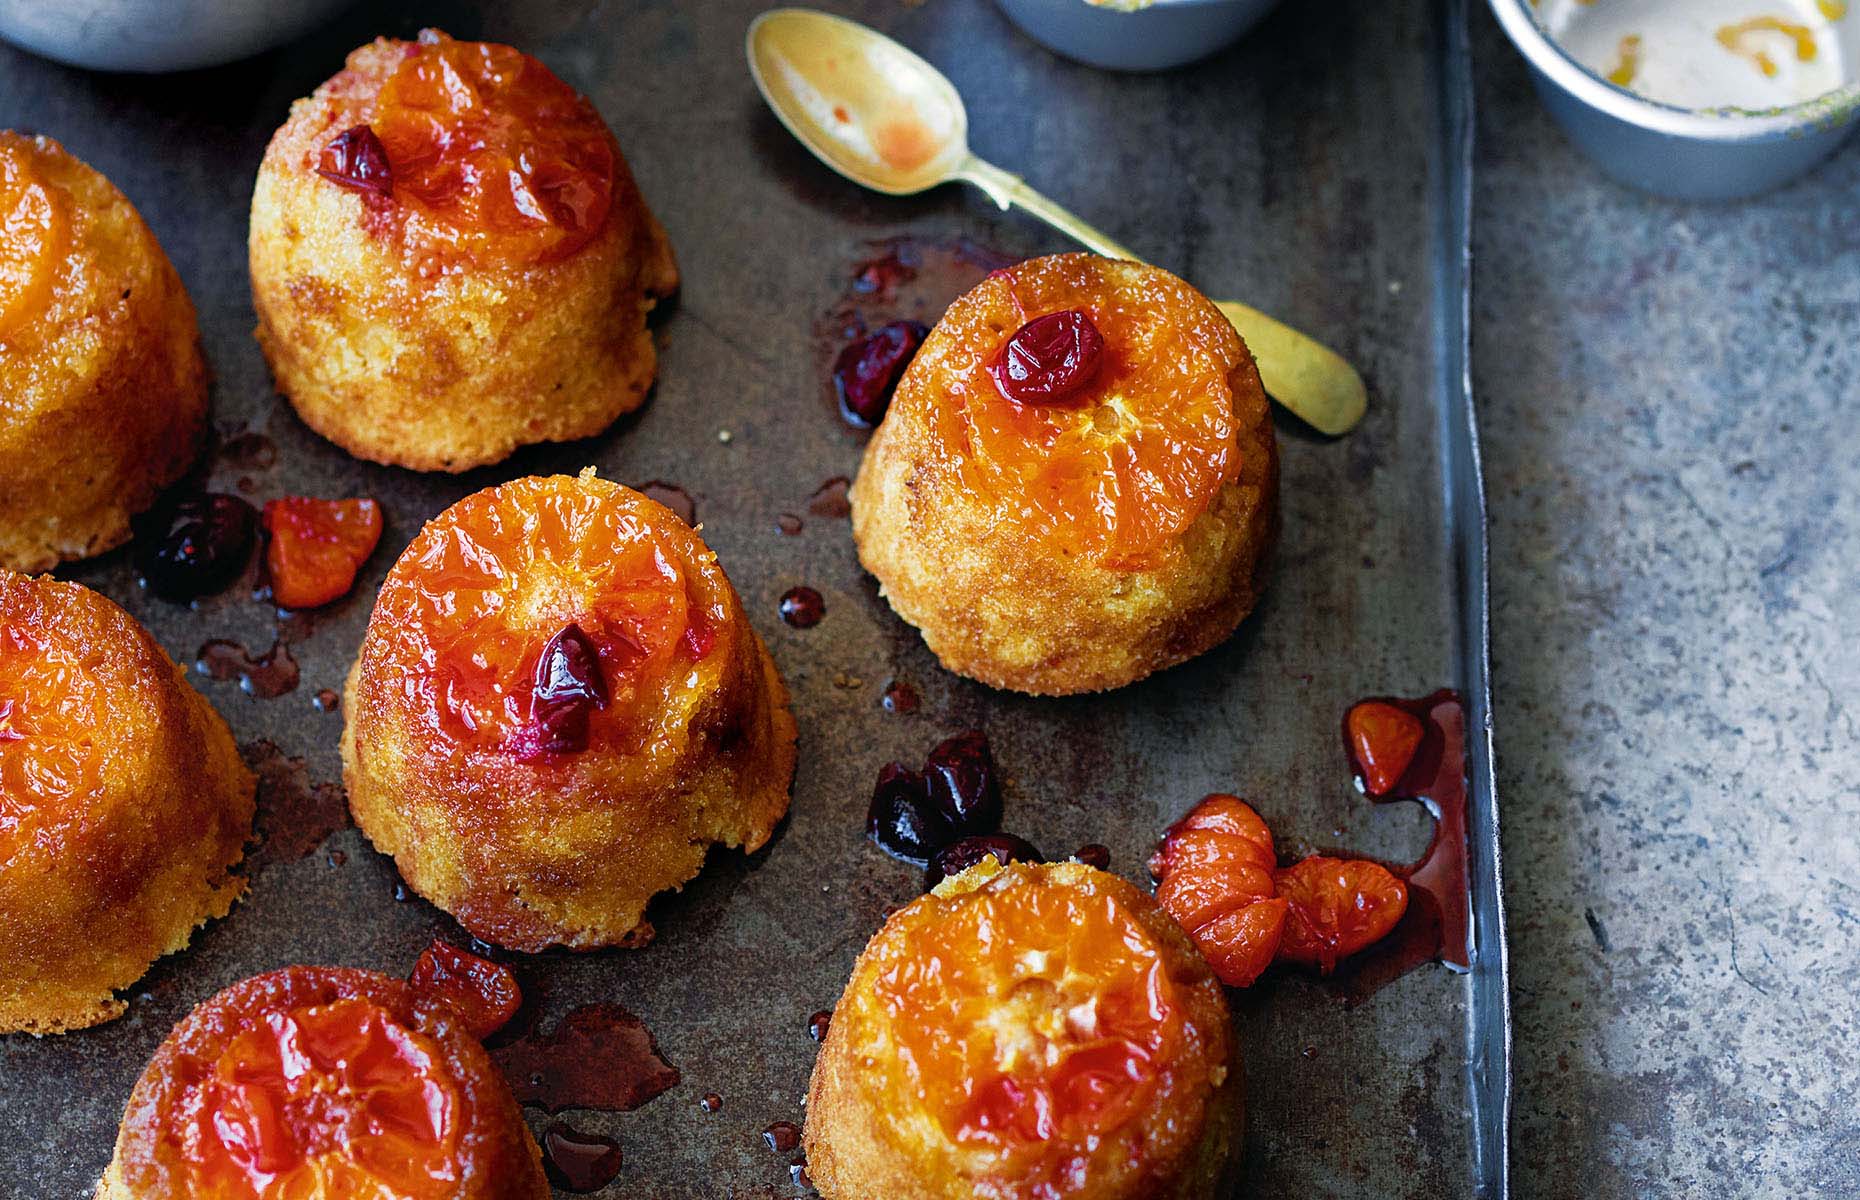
926,833,1042,888
1070,843,1112,870
987,309,1105,405
866,762,951,863
518,624,608,758
924,730,1001,837
317,124,393,198
136,492,257,603
833,320,929,427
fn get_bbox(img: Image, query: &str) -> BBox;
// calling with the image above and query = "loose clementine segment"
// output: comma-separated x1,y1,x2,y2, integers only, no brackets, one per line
0,143,67,338
174,997,462,1199
364,475,726,755
262,496,383,610
371,30,615,264
1346,700,1424,797
928,256,1242,569
1193,896,1289,989
1274,856,1409,974
409,940,521,1040
877,868,1188,1170
1151,794,1288,988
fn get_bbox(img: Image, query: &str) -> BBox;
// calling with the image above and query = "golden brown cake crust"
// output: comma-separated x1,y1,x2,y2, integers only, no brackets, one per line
343,472,797,951
95,966,548,1200
850,253,1278,696
805,860,1242,1200
0,132,206,573
248,34,679,472
0,572,252,1034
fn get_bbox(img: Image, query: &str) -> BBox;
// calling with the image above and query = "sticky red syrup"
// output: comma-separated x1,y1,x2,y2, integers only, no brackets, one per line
637,481,696,526
196,638,301,698
762,1121,801,1154
1332,690,1472,1004
239,740,349,868
542,1124,623,1193
492,1004,680,1114
806,476,851,519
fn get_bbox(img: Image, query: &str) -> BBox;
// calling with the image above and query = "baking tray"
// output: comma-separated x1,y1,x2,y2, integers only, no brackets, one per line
0,0,1507,1195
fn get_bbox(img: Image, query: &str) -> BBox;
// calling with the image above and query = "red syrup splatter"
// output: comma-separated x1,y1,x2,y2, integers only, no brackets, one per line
806,477,850,519
636,481,696,526
880,679,919,714
239,740,349,868
542,1124,624,1193
817,236,1019,430
492,1004,680,1114
1329,690,1472,1006
196,638,300,697
762,1121,801,1153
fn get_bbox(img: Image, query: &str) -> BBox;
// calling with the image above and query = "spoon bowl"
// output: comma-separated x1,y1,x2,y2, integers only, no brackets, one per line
748,8,970,195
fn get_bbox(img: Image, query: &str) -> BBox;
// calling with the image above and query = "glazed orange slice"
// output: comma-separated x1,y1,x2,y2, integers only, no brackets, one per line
364,474,727,756
370,30,615,264
173,996,462,1199
0,140,67,338
925,256,1243,569
878,864,1191,1179
1274,856,1409,974
0,591,104,848
1151,795,1287,988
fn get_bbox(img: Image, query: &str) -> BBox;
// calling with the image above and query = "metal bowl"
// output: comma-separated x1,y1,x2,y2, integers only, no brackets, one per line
991,0,1282,72
1488,0,1860,200
0,0,352,73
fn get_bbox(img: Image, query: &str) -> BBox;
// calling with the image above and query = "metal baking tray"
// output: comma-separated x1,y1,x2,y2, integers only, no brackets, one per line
0,0,1507,1195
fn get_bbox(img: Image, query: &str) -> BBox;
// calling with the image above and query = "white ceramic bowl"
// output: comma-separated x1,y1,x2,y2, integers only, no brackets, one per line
992,0,1282,72
0,0,352,72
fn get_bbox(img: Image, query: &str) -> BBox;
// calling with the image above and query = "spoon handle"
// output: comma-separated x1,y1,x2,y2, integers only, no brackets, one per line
952,154,1367,437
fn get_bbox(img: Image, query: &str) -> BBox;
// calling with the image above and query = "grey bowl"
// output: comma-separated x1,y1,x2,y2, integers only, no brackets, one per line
1488,0,1860,200
992,0,1281,72
0,0,352,73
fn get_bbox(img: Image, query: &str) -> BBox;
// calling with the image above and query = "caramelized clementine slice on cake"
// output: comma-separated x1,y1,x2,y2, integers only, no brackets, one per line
925,255,1243,568
809,860,1235,1196
369,30,615,264
0,615,104,832
363,473,727,759
99,966,546,1200
0,141,68,338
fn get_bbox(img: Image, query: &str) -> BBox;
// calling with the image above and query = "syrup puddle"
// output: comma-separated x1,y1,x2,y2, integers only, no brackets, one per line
197,638,299,698
239,740,350,869
492,1003,680,1114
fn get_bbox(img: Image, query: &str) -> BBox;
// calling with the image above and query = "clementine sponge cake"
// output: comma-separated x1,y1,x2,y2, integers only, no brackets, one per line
249,29,678,472
342,471,796,952
0,132,206,572
849,253,1278,695
96,965,548,1200
0,572,252,1035
805,858,1241,1199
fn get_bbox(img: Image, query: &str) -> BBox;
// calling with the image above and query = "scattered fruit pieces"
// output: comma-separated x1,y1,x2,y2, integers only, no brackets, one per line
865,731,1036,884
1273,856,1409,975
409,939,522,1040
926,833,1041,888
833,319,929,427
261,495,383,610
1151,794,1286,987
1346,699,1424,796
137,492,258,603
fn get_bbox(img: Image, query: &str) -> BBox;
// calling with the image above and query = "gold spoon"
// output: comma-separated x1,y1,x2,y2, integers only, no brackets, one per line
746,7,1367,436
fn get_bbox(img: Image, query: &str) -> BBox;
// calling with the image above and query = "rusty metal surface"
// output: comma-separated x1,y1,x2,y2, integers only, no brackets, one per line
1471,9,1860,1198
0,1,1503,1196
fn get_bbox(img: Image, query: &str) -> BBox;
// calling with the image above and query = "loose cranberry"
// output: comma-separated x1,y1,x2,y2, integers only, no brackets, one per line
1070,843,1112,870
926,833,1042,887
986,309,1105,405
517,624,608,758
779,586,824,628
833,320,929,427
135,492,258,603
317,124,393,198
924,730,1001,837
865,762,951,863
